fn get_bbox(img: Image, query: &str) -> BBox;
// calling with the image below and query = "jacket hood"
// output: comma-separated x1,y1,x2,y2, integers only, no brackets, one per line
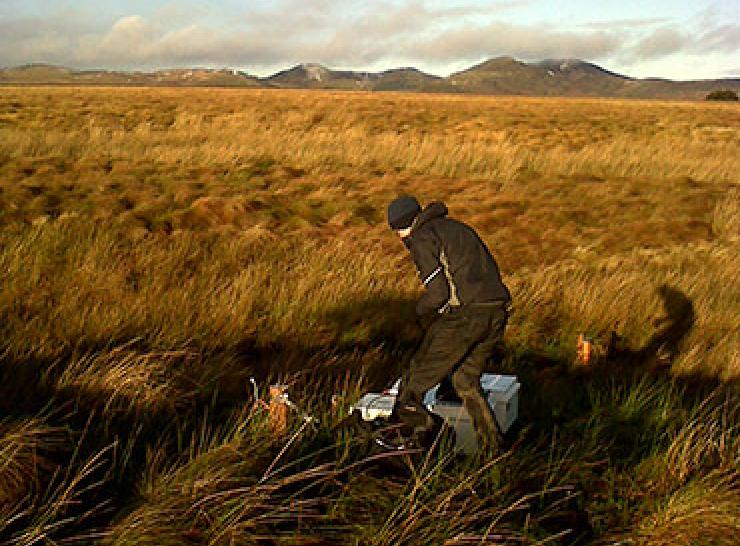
414,201,448,231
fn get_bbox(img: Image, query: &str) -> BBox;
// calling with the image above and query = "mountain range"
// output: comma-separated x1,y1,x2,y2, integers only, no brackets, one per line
2,57,738,100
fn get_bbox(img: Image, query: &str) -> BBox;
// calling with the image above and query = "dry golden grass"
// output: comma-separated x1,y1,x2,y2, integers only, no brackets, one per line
0,86,738,544
0,419,64,508
629,471,739,545
1,87,737,269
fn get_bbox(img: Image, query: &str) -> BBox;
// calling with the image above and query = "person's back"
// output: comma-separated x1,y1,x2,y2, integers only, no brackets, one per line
408,201,510,316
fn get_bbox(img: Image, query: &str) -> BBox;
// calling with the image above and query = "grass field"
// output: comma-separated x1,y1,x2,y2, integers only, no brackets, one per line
0,87,738,545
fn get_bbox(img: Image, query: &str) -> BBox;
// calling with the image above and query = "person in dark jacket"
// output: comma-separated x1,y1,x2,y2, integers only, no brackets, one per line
387,195,511,450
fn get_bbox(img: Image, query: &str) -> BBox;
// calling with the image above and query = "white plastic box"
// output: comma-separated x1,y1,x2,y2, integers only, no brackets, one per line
352,379,400,421
480,373,520,434
352,374,520,452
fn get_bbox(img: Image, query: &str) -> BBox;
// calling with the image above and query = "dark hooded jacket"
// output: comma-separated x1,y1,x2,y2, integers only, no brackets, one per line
407,202,511,317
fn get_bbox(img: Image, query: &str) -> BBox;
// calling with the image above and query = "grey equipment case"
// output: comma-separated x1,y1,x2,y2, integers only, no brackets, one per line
351,374,520,453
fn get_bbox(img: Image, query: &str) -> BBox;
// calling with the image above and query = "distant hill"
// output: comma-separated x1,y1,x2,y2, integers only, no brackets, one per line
2,59,739,100
372,68,456,93
0,64,261,87
262,64,455,93
447,57,740,99
264,63,374,89
446,57,629,96
617,77,740,100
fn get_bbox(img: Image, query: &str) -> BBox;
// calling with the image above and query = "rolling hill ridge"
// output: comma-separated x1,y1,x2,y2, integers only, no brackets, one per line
1,58,738,100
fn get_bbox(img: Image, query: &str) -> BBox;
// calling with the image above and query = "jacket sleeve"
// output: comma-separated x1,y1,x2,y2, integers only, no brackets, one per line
410,233,450,316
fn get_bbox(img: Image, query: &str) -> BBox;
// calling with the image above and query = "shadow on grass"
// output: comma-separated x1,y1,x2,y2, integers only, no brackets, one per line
494,285,737,542
0,346,217,539
510,284,732,449
227,294,420,390
608,284,695,373
0,285,731,545
1,293,419,412
0,294,423,542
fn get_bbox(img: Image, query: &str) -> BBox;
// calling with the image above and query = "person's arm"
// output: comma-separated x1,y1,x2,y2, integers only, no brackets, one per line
410,233,450,317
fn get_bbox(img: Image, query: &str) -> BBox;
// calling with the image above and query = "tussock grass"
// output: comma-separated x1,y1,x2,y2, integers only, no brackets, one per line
665,390,739,483
52,346,197,415
0,419,114,546
712,187,739,242
0,87,737,544
0,420,65,508
624,470,739,545
510,241,739,379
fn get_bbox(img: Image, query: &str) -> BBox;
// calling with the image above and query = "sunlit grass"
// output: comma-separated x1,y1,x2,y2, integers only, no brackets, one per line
0,86,737,544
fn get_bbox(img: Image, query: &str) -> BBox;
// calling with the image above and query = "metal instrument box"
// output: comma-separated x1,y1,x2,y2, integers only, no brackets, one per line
352,374,520,453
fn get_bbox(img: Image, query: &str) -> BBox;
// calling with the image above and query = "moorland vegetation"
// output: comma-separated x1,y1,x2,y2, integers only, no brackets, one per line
0,87,738,545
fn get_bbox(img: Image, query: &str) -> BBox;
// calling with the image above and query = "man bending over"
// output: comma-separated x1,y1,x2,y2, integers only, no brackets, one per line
387,196,511,451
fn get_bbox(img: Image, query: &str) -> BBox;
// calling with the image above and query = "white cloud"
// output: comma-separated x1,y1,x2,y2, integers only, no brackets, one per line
402,22,623,64
61,4,624,72
631,26,688,59
620,21,740,65
0,1,737,79
697,23,740,53
76,16,158,64
579,18,670,30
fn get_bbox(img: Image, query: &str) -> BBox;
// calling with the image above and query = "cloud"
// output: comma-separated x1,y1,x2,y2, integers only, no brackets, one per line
631,26,689,59
0,15,94,67
622,21,740,64
401,23,623,64
697,24,740,53
75,16,236,67
579,17,671,30
232,0,540,67
75,16,158,65
0,0,737,78
60,2,624,72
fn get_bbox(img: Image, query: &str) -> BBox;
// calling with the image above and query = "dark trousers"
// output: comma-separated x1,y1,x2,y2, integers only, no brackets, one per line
395,304,508,447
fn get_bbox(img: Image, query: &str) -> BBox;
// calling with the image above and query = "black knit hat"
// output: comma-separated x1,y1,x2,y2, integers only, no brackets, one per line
387,195,421,230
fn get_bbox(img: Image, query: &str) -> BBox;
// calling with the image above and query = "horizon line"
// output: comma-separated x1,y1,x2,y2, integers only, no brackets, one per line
4,57,740,84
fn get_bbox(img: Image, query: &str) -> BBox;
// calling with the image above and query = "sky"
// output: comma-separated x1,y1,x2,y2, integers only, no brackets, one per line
1,1,738,80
